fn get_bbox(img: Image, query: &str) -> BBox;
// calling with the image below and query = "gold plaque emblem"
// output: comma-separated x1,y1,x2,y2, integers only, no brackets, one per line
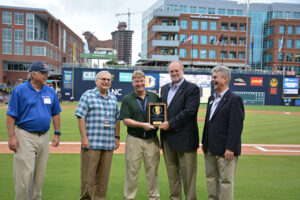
153,106,162,115
270,78,278,88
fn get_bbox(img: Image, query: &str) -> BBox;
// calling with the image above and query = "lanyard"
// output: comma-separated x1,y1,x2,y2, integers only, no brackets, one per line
136,96,148,118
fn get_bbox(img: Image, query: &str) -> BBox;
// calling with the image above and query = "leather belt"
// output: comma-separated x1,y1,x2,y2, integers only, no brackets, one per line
17,126,48,136
129,131,157,139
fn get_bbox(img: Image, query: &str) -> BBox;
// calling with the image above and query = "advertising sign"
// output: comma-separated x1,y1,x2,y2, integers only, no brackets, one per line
119,72,132,82
82,71,96,81
283,78,299,89
250,77,263,86
63,71,72,89
234,77,247,86
145,73,159,93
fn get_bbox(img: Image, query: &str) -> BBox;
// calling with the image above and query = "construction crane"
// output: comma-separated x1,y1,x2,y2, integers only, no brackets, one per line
115,8,139,31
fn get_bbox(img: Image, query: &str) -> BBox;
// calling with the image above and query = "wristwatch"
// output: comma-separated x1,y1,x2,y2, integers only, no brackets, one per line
54,130,61,136
115,136,120,139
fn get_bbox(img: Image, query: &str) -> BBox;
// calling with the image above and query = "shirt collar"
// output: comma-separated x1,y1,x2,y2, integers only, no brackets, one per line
26,80,45,92
134,90,148,99
169,78,184,89
94,87,111,99
214,88,229,99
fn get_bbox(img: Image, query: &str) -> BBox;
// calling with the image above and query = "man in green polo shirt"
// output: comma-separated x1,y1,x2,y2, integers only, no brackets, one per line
120,70,160,200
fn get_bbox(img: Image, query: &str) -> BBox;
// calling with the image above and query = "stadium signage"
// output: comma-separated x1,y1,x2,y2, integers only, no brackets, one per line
250,77,263,86
190,15,220,20
270,78,278,88
283,78,299,89
234,77,246,86
82,71,96,81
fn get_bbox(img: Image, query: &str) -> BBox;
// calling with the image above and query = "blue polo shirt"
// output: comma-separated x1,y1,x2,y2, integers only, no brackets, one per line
7,80,61,132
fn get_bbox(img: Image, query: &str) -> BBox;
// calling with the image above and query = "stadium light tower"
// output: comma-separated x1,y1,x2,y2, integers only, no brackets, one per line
237,0,258,70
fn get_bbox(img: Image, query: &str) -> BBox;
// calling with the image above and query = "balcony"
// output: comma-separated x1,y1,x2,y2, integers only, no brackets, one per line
152,25,180,32
151,54,179,61
153,10,180,18
152,40,180,47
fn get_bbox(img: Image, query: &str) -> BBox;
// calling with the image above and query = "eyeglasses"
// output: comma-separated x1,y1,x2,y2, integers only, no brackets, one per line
211,76,223,80
98,78,111,82
39,71,49,76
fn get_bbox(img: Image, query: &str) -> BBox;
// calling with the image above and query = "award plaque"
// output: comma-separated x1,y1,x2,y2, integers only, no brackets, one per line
148,103,167,127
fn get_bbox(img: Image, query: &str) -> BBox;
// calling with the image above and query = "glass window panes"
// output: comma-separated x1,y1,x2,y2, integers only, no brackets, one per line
227,9,234,16
192,35,198,44
230,23,237,31
209,50,216,59
288,26,293,34
239,23,246,31
269,26,274,35
201,35,207,44
239,52,245,60
14,12,24,25
221,22,228,31
208,8,215,14
210,36,216,44
229,51,236,59
180,34,187,43
190,6,197,13
279,26,285,34
162,34,168,40
279,38,284,49
180,6,187,13
236,10,243,16
296,40,300,48
295,54,300,62
2,11,12,24
230,37,237,45
192,21,199,30
200,49,207,59
26,45,30,55
296,27,300,34
180,20,188,29
180,49,187,58
278,53,283,61
2,28,12,54
294,12,300,19
201,21,208,30
191,49,198,58
14,29,24,55
221,51,227,59
286,53,292,62
218,9,225,15
239,38,245,46
210,22,217,31
199,7,206,14
162,20,168,26
287,40,293,48
269,40,273,48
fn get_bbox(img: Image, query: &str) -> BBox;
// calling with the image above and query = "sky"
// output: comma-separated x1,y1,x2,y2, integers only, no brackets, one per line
1,0,299,65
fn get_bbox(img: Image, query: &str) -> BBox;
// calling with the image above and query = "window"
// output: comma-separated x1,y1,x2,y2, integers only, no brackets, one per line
180,20,188,29
221,51,227,59
2,11,12,24
239,38,245,46
26,13,34,41
294,12,300,19
287,40,293,48
296,40,300,49
192,21,199,30
26,45,30,55
201,21,208,30
286,53,292,62
210,22,217,31
229,51,236,59
222,37,228,45
180,34,187,43
230,23,237,31
14,12,24,25
190,6,197,13
221,22,228,31
32,46,46,56
180,49,187,58
278,53,284,61
239,52,245,60
208,8,215,14
210,36,216,45
2,28,12,54
288,26,293,34
169,5,178,11
267,53,273,62
230,37,237,45
297,26,300,35
227,9,234,16
63,29,66,52
236,10,243,16
161,48,168,55
162,34,168,41
14,29,24,55
200,49,207,59
191,49,198,58
162,20,169,26
200,35,207,44
199,7,206,14
269,26,274,35
279,26,285,34
239,23,246,32
269,40,273,48
218,9,225,15
192,35,198,44
295,54,300,62
209,50,216,59
170,20,178,26
180,6,187,13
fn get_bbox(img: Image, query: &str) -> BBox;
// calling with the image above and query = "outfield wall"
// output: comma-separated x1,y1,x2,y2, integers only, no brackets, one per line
61,67,298,106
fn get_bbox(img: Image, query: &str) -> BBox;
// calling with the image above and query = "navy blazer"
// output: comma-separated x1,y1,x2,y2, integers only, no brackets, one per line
160,80,200,152
202,90,245,156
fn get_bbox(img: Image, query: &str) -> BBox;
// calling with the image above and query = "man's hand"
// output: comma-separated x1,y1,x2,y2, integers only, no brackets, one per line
115,138,120,150
52,135,60,147
159,121,170,131
8,135,18,152
81,135,90,149
142,123,155,131
224,149,234,161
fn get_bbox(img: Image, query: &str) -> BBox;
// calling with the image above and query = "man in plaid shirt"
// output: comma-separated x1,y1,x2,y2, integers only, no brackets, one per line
75,71,120,200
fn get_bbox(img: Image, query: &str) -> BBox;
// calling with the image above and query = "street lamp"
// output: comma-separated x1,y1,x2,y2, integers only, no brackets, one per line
237,0,258,70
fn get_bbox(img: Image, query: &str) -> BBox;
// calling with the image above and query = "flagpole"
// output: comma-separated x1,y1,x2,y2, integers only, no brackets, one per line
191,32,193,67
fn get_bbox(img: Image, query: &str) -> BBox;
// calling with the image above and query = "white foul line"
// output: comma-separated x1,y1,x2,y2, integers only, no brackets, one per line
255,146,300,153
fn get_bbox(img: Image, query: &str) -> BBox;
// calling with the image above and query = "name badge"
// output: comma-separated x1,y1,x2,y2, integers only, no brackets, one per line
44,97,51,104
104,118,110,128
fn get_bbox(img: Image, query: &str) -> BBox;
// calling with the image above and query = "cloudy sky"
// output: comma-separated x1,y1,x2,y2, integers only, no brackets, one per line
1,0,299,64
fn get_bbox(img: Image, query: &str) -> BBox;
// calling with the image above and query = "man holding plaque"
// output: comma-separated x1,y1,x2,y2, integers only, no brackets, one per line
159,61,200,200
120,70,160,200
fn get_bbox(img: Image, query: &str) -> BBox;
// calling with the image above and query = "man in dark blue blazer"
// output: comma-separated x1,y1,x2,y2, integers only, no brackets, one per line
159,61,200,200
202,66,245,200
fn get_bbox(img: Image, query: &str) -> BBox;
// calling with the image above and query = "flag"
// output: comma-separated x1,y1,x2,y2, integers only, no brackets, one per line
278,37,284,52
250,36,254,49
216,34,223,45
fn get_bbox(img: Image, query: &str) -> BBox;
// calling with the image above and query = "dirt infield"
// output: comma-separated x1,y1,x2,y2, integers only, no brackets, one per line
1,142,300,156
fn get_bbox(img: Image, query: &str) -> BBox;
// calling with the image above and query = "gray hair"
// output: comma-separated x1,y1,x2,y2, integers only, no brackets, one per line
168,61,184,71
96,70,111,80
211,66,231,82
27,71,38,79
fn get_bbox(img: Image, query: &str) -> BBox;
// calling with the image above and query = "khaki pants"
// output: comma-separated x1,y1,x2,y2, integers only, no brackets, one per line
162,141,197,200
14,128,49,200
204,152,238,200
80,149,113,200
124,134,160,200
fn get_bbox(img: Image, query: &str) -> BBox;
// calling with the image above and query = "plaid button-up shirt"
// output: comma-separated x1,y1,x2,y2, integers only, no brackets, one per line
75,88,120,150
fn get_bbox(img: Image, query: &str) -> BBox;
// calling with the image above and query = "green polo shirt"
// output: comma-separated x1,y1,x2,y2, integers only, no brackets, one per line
120,91,160,136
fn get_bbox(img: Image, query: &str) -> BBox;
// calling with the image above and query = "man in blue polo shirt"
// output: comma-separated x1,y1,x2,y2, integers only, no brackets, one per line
6,61,61,200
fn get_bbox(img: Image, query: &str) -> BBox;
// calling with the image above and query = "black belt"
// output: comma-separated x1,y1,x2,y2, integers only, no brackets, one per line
129,131,157,139
17,126,48,136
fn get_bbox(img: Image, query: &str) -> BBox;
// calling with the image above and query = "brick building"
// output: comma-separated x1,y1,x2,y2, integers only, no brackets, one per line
0,5,84,86
146,11,250,68
266,19,300,73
